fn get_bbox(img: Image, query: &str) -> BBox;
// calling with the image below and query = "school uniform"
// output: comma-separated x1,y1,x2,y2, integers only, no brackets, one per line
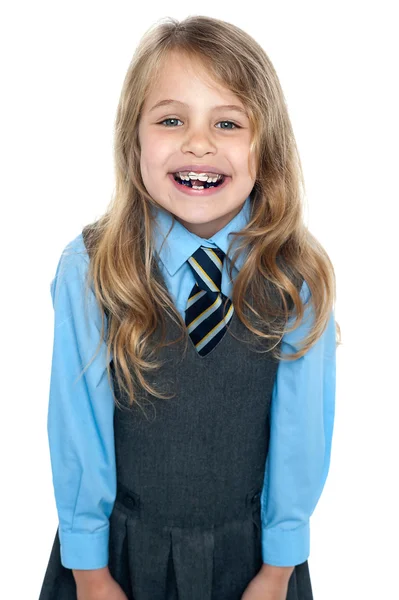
38,195,336,599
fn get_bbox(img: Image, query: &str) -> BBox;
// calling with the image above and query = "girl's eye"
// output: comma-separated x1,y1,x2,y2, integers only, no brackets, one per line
215,121,239,130
159,118,183,127
158,118,240,130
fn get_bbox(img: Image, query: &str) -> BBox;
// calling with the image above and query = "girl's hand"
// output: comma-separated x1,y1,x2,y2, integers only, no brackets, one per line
76,572,128,600
241,566,291,600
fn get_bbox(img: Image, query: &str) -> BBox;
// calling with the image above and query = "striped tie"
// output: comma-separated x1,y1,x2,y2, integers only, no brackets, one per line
185,246,234,356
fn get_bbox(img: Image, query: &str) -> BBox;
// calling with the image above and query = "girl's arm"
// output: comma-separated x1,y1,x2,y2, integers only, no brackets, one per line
260,280,336,567
47,234,116,570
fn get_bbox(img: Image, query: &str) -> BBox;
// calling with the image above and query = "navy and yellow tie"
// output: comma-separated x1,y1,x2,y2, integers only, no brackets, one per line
185,246,234,356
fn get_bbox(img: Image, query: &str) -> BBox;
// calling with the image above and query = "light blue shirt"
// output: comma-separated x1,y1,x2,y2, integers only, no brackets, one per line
47,195,336,570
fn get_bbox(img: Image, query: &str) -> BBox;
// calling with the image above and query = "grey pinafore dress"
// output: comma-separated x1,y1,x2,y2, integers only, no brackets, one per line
38,242,313,600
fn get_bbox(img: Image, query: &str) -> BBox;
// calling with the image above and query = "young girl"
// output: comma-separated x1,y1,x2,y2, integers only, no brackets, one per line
39,15,339,600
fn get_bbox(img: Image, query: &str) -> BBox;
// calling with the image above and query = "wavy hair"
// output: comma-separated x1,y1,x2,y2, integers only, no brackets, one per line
80,15,341,409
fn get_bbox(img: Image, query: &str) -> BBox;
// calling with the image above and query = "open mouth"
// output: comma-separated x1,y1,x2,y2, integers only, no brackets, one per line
172,174,226,189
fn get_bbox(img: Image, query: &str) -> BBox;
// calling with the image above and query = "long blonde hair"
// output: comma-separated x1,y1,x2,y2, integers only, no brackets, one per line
81,15,341,409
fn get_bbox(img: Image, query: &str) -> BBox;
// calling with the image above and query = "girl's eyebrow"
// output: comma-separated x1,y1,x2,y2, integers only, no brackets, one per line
149,99,248,116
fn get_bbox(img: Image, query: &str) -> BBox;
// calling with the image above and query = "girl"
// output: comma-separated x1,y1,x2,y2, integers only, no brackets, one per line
39,15,339,600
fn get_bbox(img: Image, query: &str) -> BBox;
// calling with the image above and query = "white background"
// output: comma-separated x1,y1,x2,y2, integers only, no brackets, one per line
1,1,398,598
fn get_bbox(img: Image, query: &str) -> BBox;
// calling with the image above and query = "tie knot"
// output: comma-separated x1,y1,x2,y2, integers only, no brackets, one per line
187,245,226,293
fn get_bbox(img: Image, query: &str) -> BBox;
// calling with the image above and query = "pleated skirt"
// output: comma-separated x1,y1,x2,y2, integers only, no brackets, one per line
38,494,313,600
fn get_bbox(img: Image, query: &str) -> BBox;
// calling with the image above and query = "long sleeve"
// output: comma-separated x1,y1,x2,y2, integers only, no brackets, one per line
260,280,337,566
47,235,117,569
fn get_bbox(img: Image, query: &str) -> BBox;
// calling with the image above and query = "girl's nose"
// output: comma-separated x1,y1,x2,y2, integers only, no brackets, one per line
180,128,218,154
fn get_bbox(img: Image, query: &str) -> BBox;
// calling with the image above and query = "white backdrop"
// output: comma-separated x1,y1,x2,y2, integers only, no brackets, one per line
1,1,398,598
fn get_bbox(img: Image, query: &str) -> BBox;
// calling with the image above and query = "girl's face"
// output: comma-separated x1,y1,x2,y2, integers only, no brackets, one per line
138,52,256,239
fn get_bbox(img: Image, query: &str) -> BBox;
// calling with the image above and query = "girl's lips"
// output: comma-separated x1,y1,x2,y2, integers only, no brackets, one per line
168,173,231,196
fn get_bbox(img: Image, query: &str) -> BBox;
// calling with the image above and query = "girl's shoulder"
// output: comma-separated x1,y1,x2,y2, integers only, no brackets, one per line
50,232,90,303
56,232,90,273
60,231,89,264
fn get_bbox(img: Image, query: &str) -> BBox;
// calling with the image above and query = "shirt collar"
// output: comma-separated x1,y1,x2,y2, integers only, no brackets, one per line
151,195,252,277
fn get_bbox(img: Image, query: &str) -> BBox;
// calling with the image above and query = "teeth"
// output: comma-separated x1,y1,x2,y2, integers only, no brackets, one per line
175,171,223,183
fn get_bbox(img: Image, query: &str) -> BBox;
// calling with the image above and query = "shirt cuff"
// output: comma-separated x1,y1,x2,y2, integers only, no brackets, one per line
261,521,310,567
59,525,110,570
